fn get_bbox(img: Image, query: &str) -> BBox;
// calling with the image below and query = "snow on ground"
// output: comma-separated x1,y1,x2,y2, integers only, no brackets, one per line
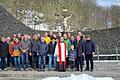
42,74,114,80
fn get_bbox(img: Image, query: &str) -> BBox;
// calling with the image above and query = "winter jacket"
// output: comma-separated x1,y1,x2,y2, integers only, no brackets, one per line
20,39,31,53
84,40,95,55
70,40,76,49
48,41,57,55
9,41,14,56
44,37,51,44
38,42,48,56
68,49,77,61
0,41,9,57
75,40,85,57
64,38,71,51
30,39,39,53
13,42,21,56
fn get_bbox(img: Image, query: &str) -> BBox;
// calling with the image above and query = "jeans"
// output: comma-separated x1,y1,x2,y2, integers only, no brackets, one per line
21,53,28,69
14,56,20,70
39,55,46,70
0,57,7,70
85,54,94,70
48,54,57,70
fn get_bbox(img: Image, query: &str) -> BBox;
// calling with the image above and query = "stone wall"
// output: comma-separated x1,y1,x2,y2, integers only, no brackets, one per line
83,28,120,54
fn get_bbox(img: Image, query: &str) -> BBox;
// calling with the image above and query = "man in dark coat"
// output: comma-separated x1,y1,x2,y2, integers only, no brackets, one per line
30,35,39,70
84,35,95,71
48,37,57,70
0,37,9,70
38,37,48,71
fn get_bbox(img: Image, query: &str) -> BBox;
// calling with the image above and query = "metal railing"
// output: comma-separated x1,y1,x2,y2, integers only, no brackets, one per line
95,45,120,60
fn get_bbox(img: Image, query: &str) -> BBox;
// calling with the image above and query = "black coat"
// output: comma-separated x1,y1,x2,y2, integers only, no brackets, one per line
48,41,57,55
84,40,95,54
75,41,85,57
0,41,9,57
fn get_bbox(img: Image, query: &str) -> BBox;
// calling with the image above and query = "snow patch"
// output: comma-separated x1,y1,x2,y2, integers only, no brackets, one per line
42,74,114,80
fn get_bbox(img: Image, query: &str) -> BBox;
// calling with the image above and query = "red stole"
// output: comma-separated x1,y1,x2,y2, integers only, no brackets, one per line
58,42,66,64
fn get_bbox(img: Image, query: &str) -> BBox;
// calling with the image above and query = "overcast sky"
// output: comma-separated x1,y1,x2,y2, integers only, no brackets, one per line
97,0,120,7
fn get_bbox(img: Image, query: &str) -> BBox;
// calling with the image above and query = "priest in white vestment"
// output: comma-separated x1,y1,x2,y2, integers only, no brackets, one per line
54,37,68,71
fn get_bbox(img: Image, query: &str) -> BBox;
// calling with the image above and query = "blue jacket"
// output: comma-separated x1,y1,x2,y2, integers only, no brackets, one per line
68,49,77,61
38,42,48,56
84,40,95,55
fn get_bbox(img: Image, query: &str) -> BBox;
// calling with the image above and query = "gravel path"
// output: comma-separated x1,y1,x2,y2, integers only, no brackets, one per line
0,61,119,80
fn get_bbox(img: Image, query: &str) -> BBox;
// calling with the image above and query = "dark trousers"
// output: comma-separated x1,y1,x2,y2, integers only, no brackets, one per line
0,57,7,70
69,61,75,70
66,57,69,68
7,54,11,67
76,57,83,71
85,54,94,70
31,52,38,69
82,55,84,65
57,62,66,72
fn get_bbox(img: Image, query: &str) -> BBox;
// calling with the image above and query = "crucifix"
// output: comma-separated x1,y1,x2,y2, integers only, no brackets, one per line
55,9,72,32
59,14,72,32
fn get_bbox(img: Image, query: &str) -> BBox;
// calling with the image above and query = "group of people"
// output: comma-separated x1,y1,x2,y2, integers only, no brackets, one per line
0,32,95,72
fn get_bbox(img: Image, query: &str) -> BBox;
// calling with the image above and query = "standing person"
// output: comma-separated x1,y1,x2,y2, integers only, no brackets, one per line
20,35,31,71
30,35,39,70
76,32,85,65
63,34,71,68
6,37,11,67
68,45,77,71
38,37,48,71
75,35,85,71
9,36,16,68
54,37,68,72
0,37,9,71
84,35,95,71
12,38,21,71
44,32,51,65
48,37,57,71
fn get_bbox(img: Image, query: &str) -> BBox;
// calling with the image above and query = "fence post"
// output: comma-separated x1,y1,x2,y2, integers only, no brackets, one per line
96,45,99,60
115,46,118,60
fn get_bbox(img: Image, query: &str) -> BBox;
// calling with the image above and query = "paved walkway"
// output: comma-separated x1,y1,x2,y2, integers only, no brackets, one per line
0,61,119,80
